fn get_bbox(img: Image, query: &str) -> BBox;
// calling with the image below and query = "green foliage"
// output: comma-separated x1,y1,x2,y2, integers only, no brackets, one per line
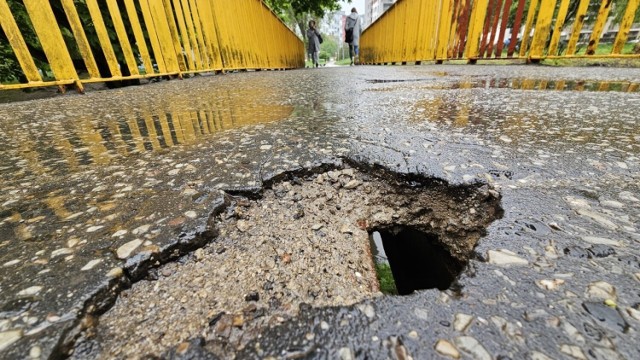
265,0,347,17
319,35,338,60
375,263,398,295
265,0,351,42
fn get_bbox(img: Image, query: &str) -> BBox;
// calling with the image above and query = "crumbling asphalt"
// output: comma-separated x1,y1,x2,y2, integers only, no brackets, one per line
0,64,639,359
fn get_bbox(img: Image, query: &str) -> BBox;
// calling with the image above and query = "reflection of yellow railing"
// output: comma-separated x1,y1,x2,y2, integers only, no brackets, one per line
0,0,304,91
361,0,640,64
0,91,294,181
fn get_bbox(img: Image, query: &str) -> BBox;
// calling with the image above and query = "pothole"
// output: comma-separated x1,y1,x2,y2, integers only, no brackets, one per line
69,163,502,359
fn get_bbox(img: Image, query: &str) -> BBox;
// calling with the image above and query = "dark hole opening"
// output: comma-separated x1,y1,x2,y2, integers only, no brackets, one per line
370,227,463,295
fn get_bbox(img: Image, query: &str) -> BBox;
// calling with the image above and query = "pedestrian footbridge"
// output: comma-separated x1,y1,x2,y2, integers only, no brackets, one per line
0,0,639,92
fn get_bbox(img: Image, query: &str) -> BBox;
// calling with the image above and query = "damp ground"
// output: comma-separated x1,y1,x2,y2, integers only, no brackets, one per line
71,165,501,358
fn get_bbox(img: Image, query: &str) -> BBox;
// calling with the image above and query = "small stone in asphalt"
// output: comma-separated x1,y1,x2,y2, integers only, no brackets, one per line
560,344,587,360
0,330,23,351
453,313,474,333
338,347,354,360
582,302,629,333
454,336,491,360
586,281,616,301
116,239,143,259
487,249,528,266
435,339,459,359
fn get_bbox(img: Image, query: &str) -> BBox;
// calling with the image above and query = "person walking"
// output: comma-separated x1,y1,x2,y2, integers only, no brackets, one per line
345,8,362,66
306,20,321,68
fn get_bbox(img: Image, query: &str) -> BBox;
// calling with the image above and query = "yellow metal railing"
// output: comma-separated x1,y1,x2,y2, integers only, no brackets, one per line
361,0,640,64
0,0,304,91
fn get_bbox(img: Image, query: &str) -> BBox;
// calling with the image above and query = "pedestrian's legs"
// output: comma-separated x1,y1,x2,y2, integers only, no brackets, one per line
313,51,319,67
354,45,359,65
349,44,354,65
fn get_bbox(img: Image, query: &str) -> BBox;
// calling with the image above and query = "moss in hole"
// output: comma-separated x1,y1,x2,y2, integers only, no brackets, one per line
375,263,398,295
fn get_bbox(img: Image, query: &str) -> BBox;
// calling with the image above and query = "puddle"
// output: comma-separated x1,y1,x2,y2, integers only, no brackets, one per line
431,79,640,92
370,227,462,295
0,89,294,178
71,163,503,358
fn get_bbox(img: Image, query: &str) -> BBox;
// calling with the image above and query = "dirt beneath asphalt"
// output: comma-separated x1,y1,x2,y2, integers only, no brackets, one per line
70,164,502,359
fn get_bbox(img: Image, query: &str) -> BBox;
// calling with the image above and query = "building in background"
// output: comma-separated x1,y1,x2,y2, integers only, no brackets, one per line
322,10,346,39
364,0,396,28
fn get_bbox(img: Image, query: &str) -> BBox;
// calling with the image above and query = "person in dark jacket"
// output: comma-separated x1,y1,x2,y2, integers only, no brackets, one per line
306,20,321,68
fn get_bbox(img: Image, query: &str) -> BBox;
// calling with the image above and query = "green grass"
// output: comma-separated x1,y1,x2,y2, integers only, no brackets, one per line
572,42,637,55
541,57,640,68
375,263,398,295
304,59,328,67
335,58,353,65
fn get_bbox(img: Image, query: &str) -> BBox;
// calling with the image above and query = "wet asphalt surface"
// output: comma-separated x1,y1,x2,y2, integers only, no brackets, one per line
1,64,639,359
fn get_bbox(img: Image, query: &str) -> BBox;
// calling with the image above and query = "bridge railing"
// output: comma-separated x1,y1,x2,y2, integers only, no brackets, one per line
0,0,304,91
361,0,640,64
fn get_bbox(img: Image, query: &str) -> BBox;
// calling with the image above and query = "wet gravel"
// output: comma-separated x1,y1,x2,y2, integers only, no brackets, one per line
1,64,640,359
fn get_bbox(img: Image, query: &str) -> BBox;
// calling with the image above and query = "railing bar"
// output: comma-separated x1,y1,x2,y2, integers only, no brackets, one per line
457,0,472,58
22,0,79,82
139,0,168,73
479,0,498,58
60,0,100,79
507,0,526,57
171,0,195,70
518,0,540,57
612,0,640,54
178,0,203,70
548,0,571,56
105,0,140,75
161,0,187,71
494,0,513,58
149,0,181,73
530,0,557,59
448,0,462,58
186,0,211,69
566,0,590,55
485,0,504,58
85,0,121,77
123,0,154,75
0,0,42,82
586,0,614,55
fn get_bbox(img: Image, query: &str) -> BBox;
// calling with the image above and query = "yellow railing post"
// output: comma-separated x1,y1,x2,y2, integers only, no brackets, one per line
85,0,122,77
60,0,100,79
105,0,140,76
586,0,614,55
519,0,540,58
464,0,490,62
436,0,454,61
566,0,590,55
612,0,640,54
529,0,557,60
547,0,571,56
22,0,80,86
0,0,42,83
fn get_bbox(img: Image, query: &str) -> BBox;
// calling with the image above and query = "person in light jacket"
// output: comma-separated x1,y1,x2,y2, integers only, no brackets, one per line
306,20,321,68
345,8,362,65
